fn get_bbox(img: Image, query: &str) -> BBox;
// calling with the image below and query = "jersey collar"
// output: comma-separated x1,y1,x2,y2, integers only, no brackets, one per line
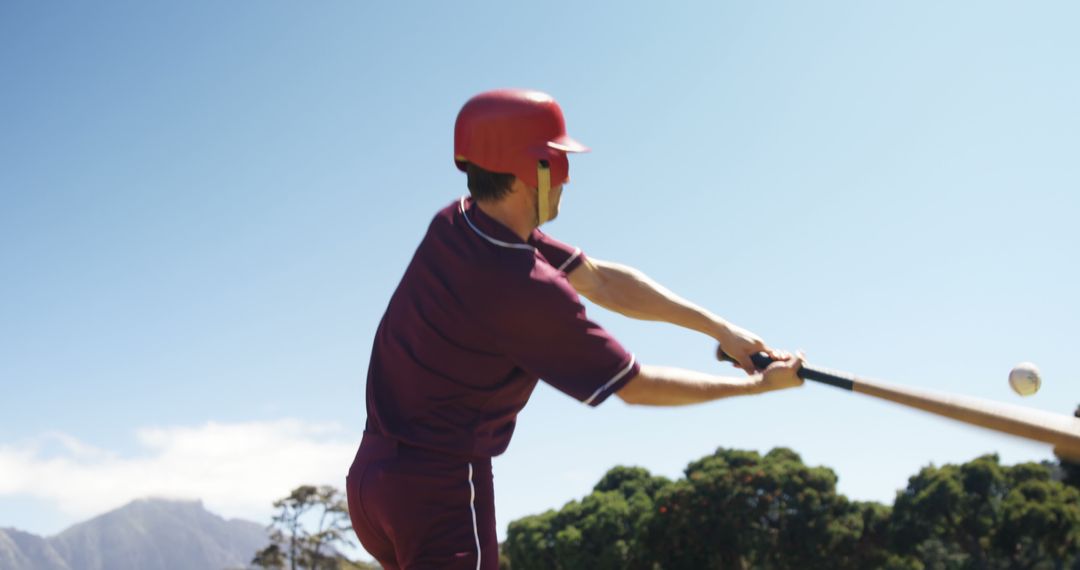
459,197,538,252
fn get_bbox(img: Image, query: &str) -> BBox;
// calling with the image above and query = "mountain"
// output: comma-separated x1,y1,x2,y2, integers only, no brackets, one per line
0,528,68,570
0,499,269,570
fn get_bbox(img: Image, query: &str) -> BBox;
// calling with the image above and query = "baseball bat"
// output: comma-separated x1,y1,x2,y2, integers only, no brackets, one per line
721,349,1080,460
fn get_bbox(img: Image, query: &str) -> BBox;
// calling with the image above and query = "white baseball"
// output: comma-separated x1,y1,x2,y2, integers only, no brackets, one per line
1009,362,1041,396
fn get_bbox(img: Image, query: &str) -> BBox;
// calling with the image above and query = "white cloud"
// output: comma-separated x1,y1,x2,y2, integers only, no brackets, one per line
0,419,359,526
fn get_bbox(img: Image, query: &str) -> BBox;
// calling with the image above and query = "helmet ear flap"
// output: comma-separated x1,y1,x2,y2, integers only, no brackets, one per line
537,160,551,224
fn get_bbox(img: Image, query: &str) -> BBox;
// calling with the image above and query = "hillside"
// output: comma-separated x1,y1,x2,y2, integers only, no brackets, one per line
0,499,268,570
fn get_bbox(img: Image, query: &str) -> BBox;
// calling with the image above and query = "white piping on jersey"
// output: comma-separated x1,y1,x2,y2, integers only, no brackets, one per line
556,248,582,273
468,463,482,570
583,354,637,406
459,197,535,252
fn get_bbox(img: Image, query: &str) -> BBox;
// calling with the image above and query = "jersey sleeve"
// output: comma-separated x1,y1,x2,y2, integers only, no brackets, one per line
485,273,639,407
533,231,585,274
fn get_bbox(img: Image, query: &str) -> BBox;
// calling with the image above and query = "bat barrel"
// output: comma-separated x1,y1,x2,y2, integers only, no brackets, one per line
741,350,1080,459
851,375,1080,459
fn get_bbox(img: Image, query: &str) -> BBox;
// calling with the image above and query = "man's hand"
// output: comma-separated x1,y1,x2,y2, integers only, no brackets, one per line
715,322,777,375
754,351,805,393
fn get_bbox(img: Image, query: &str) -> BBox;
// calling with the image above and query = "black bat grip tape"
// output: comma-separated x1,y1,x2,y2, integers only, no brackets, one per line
747,351,854,390
749,352,776,371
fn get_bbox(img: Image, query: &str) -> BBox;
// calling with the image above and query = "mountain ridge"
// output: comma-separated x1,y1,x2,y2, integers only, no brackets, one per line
0,498,268,570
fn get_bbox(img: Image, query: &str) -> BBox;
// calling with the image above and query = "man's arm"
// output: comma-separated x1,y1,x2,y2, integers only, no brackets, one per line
617,353,804,406
567,257,770,373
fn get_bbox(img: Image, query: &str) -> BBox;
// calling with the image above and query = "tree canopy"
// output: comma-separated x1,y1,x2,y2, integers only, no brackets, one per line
252,485,377,570
503,449,1080,569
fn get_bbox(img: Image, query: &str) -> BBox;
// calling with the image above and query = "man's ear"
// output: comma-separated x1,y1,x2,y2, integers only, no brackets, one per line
508,176,529,195
510,178,534,205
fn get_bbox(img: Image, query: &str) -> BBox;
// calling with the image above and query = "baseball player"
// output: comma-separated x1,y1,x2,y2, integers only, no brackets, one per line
346,89,804,569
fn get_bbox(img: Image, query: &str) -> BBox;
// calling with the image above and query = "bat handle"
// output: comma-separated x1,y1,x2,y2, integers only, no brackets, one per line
749,352,810,379
717,346,777,371
718,349,805,378
720,347,856,390
749,352,776,371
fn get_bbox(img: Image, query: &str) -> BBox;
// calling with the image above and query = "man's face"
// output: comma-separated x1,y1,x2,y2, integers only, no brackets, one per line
510,177,566,226
546,184,564,222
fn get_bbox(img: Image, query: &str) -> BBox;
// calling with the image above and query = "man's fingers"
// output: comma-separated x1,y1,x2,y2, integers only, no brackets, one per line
765,350,790,367
715,344,753,374
715,343,800,376
764,350,799,371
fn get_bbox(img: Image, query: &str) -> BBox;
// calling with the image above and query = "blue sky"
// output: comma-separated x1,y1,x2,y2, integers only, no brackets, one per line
2,0,1079,552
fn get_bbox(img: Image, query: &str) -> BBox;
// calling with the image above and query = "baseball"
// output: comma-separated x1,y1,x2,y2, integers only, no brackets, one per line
1008,362,1041,396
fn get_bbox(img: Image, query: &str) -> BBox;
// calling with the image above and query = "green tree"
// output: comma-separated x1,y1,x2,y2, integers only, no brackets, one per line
504,509,561,570
504,449,1080,569
890,455,1080,568
252,543,286,570
503,466,669,570
594,466,671,500
253,485,361,570
1055,404,1080,491
996,462,1080,567
638,447,888,569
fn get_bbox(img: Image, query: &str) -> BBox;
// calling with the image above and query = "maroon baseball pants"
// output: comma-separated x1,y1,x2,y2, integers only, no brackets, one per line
346,433,498,569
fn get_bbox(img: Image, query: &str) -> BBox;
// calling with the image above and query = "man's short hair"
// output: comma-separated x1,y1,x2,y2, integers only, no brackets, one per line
465,163,515,202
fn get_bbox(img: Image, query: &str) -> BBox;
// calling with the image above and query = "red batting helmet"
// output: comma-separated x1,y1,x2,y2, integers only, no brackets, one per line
454,89,588,190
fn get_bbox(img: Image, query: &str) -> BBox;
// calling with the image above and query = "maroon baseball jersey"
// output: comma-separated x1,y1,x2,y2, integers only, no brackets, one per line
365,197,639,458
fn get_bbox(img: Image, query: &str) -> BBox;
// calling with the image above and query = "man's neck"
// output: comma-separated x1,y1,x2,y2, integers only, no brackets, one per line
475,197,535,242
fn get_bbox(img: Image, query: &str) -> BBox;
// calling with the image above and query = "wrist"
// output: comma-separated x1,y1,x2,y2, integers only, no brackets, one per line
706,315,734,342
745,375,768,395
711,375,766,397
